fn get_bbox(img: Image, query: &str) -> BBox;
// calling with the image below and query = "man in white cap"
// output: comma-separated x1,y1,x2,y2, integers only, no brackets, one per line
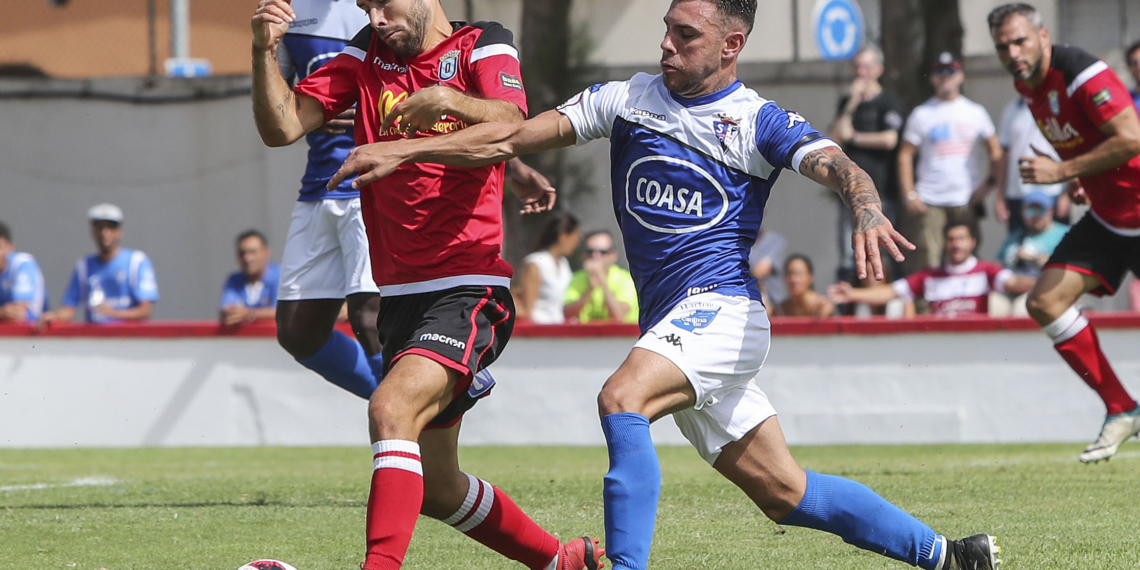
43,204,159,324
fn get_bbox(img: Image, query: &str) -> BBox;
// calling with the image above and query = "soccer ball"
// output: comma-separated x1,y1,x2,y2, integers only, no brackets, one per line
238,561,298,570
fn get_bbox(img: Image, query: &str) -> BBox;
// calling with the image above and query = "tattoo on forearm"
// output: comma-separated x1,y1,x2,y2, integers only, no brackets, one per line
801,148,884,232
276,91,294,119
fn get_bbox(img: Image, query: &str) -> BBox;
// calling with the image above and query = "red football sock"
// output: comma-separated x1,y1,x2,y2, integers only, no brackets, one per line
443,474,560,570
1054,324,1137,416
363,440,424,570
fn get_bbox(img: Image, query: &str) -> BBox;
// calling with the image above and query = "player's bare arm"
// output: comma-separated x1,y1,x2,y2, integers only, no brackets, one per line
330,109,576,210
1021,105,1140,184
251,0,326,147
380,85,525,136
896,140,927,216
798,146,914,281
827,280,899,305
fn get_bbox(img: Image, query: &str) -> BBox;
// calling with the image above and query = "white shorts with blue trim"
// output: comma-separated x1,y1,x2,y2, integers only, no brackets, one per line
278,198,379,301
634,292,776,465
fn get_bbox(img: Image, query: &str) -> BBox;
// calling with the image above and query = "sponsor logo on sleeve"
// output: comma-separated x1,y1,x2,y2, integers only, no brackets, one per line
786,111,807,129
499,72,524,90
1092,88,1113,107
438,49,460,81
589,83,606,93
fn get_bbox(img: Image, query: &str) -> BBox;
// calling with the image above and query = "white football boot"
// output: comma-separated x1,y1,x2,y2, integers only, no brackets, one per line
1079,404,1140,463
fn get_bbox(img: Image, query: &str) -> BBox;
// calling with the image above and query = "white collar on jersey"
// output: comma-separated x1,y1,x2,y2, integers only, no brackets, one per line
944,256,979,274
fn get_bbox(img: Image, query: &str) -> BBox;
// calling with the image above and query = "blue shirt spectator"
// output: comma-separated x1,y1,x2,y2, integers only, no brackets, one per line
219,229,280,325
996,191,1070,277
47,204,158,324
0,221,47,323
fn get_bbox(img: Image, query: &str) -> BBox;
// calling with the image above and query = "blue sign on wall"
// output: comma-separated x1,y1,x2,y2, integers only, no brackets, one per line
812,0,865,61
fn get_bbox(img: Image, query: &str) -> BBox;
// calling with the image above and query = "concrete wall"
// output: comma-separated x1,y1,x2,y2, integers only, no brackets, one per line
2,326,1137,448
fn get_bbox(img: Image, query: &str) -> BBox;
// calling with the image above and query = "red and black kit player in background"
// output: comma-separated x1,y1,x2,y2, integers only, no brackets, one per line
989,3,1140,463
251,1,603,569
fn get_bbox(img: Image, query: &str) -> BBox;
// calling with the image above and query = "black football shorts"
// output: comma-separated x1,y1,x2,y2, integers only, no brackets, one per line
1045,215,1140,296
377,285,515,428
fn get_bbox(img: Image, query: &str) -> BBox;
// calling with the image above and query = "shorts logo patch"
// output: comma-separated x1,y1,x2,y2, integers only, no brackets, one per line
671,307,720,332
468,371,495,398
1092,88,1113,107
420,332,466,350
438,50,460,81
499,72,523,90
661,333,684,351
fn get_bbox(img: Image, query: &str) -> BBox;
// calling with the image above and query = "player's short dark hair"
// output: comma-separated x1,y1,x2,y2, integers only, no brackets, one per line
987,3,1043,33
1126,39,1140,61
236,229,268,247
784,253,814,276
0,220,10,243
944,221,976,239
687,0,755,35
532,212,580,254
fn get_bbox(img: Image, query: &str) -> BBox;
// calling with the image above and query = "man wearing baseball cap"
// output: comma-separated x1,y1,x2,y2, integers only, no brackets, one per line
43,203,159,324
897,51,1002,283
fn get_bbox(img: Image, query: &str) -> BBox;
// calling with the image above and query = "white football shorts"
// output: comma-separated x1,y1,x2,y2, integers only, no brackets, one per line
278,198,379,301
634,292,776,465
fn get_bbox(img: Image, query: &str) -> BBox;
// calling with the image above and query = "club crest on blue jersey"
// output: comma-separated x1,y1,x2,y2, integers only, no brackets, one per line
624,155,729,234
713,119,739,149
438,50,460,81
671,307,721,332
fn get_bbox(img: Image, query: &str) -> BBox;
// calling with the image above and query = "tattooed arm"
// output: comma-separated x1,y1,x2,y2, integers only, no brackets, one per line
798,146,915,280
251,0,326,147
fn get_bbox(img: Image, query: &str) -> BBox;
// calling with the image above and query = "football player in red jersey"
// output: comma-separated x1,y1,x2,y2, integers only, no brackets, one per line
251,1,600,569
989,3,1140,463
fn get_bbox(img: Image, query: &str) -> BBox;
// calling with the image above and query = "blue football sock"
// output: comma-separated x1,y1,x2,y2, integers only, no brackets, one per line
601,413,660,570
296,330,378,400
779,471,944,569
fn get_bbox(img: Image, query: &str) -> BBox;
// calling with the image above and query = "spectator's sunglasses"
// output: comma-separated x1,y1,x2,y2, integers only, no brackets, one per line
584,248,612,256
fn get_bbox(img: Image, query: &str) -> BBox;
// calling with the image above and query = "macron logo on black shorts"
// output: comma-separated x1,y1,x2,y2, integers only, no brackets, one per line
420,332,466,350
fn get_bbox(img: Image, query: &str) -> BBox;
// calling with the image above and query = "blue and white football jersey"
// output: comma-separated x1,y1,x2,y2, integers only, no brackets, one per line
61,249,159,324
280,0,369,201
0,252,47,321
558,73,837,332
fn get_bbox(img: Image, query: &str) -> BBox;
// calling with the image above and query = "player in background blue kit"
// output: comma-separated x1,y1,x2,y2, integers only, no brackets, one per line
46,204,159,324
328,1,1004,569
0,220,48,323
270,0,385,400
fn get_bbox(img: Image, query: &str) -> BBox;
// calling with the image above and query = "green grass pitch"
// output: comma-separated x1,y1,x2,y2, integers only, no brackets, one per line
2,444,1139,569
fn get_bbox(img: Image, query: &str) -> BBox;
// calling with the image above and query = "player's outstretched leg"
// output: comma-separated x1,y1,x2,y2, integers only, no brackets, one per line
1027,268,1140,462
277,298,380,399
716,417,1001,570
599,412,659,570
420,423,605,570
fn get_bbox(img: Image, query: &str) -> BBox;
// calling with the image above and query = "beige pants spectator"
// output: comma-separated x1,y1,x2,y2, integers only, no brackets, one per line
904,204,976,274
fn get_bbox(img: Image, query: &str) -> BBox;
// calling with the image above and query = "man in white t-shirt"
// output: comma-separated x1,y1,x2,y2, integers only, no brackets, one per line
994,96,1069,234
898,52,1002,274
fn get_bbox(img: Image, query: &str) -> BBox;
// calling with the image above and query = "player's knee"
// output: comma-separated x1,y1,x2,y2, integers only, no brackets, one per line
597,381,647,417
275,325,321,359
1025,290,1064,324
368,396,418,439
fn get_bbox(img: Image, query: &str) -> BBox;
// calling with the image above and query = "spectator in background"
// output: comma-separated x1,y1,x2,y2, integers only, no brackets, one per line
0,220,47,323
1127,40,1140,107
563,230,638,324
515,213,580,324
828,223,1034,317
748,226,786,305
829,44,904,282
219,229,280,325
849,259,913,318
997,191,1070,278
898,52,1002,276
995,96,1070,233
771,254,833,318
43,204,158,324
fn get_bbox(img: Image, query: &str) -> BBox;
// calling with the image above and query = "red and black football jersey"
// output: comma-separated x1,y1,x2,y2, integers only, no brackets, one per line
295,21,528,294
1015,45,1140,233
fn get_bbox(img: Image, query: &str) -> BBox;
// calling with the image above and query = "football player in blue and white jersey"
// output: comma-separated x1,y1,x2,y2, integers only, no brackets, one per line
329,1,1002,569
270,0,384,400
0,220,47,323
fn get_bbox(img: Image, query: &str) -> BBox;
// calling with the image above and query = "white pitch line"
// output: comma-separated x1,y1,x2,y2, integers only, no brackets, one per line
0,476,119,492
